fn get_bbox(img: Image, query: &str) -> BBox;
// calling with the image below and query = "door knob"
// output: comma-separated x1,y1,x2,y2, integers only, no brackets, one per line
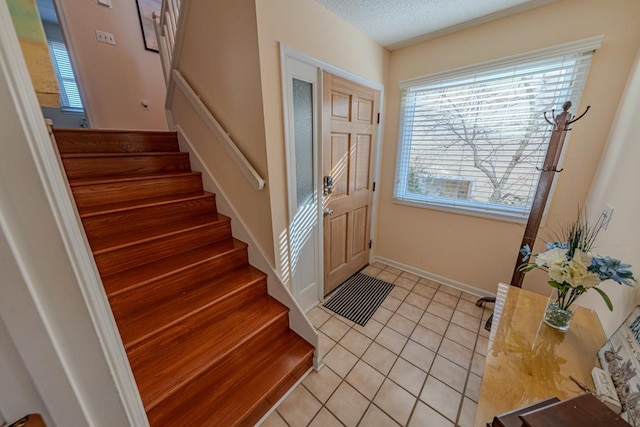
323,175,334,195
323,208,334,217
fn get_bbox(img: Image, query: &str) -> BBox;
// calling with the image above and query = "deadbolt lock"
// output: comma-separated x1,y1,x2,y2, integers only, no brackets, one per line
323,175,333,195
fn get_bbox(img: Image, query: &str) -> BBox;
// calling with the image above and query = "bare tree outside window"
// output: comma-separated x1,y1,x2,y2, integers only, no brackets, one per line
395,49,594,219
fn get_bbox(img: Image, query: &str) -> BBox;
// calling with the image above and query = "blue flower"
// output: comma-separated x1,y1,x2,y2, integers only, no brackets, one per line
520,244,531,262
546,241,569,250
590,256,636,287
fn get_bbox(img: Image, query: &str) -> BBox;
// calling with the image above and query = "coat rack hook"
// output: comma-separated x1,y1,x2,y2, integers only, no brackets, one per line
536,165,564,173
567,105,591,126
543,110,555,126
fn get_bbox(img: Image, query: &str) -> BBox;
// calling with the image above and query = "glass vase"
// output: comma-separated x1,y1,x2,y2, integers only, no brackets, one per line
543,293,574,332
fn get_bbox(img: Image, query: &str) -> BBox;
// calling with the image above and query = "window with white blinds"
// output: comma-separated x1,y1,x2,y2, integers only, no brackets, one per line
394,37,601,221
47,40,84,112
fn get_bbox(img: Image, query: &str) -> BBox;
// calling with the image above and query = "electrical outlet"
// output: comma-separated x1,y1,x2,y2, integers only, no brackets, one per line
601,205,614,230
95,30,115,45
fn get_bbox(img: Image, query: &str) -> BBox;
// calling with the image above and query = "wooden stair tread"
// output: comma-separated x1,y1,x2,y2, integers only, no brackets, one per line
112,265,266,350
54,128,178,135
148,330,314,426
79,191,212,217
70,173,203,209
81,194,217,242
68,171,201,187
93,215,232,277
61,152,191,180
54,129,179,153
54,127,315,425
102,238,248,297
60,152,186,158
89,213,227,253
129,296,290,411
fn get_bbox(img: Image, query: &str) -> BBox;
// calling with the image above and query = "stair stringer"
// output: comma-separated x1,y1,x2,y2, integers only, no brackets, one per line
175,126,320,368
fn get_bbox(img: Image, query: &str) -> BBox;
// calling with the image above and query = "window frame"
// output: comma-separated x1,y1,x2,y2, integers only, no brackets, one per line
393,36,602,223
47,39,84,113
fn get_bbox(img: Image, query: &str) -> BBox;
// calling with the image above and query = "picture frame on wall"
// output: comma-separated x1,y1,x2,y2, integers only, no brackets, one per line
135,0,161,52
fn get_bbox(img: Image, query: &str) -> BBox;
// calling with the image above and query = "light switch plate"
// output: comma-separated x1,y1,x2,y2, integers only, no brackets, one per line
96,30,115,45
96,0,112,8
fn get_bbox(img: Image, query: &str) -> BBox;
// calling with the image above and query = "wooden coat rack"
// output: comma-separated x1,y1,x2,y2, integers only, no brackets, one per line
510,101,590,287
477,101,590,330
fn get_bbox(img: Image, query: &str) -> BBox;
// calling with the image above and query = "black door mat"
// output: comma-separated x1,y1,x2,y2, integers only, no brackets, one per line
323,272,394,326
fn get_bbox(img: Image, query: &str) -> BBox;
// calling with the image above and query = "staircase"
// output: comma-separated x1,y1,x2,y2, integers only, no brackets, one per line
53,128,314,426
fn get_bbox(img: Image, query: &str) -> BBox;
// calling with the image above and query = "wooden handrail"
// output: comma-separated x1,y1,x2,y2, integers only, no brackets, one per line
172,70,266,190
153,0,264,190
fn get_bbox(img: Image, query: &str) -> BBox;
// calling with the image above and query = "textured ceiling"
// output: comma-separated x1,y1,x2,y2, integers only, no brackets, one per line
314,0,555,50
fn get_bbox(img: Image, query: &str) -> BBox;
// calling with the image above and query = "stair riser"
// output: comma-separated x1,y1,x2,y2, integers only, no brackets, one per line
55,131,179,153
110,270,265,326
103,242,249,297
82,195,217,241
139,311,291,412
244,354,313,426
95,220,232,277
237,342,312,427
116,277,268,351
54,129,314,427
62,154,191,180
71,174,203,209
147,330,313,426
265,358,312,407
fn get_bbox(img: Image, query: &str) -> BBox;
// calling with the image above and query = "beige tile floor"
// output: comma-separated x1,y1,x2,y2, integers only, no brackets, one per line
260,262,493,427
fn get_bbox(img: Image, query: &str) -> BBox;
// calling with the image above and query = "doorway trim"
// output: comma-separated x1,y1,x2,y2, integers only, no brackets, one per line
279,43,385,305
280,55,322,312
49,0,95,127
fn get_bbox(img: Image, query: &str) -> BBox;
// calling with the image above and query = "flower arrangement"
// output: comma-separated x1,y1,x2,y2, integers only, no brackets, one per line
519,211,636,329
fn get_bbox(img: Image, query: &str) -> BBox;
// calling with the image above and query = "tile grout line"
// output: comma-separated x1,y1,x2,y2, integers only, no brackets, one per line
337,269,479,425
453,298,485,426
407,287,463,426
274,263,487,427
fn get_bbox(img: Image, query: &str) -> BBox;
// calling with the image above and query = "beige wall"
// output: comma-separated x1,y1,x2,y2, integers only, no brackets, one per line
376,0,640,298
56,0,167,129
170,0,275,263
580,47,640,337
255,0,389,277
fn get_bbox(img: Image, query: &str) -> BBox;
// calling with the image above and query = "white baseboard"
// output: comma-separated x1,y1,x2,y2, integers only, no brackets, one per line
372,256,496,299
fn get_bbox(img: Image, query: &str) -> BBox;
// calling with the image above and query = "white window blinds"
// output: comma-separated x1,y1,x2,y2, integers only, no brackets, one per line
47,40,84,111
394,37,601,221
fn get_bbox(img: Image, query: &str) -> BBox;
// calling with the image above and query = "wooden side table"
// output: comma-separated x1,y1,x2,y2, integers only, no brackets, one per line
474,283,607,427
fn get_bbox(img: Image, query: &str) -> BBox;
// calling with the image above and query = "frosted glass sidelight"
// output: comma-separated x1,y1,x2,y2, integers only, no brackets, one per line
293,78,314,209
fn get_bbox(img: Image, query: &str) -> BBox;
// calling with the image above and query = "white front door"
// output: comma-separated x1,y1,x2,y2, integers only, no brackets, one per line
282,56,321,312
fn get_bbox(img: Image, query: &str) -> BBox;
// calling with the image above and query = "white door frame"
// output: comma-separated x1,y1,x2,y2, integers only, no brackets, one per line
281,56,322,312
279,43,385,306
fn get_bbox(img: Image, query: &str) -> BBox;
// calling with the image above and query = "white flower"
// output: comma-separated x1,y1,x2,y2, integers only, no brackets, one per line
582,271,602,288
535,248,601,287
535,248,568,268
548,264,569,284
572,249,593,269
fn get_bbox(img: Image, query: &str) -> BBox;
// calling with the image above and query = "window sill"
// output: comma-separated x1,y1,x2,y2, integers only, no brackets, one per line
60,109,85,115
392,197,529,224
